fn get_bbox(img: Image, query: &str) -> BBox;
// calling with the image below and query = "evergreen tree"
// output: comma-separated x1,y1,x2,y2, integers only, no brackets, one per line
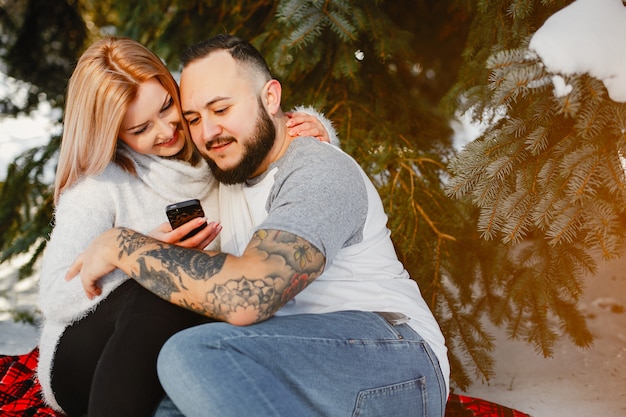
0,0,87,278
447,0,624,357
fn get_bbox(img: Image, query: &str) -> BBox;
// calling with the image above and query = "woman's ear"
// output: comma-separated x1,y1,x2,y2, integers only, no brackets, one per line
262,79,282,115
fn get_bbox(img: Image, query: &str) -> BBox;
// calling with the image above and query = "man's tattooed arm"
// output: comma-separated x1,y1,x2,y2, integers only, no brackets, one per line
94,227,325,325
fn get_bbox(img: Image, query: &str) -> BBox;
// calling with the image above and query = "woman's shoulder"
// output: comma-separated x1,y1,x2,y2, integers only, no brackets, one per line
58,162,134,204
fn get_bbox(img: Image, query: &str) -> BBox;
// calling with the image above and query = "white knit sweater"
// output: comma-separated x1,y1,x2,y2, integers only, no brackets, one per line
36,144,218,411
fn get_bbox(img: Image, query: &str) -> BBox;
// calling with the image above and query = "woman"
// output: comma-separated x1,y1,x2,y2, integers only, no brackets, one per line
37,36,336,417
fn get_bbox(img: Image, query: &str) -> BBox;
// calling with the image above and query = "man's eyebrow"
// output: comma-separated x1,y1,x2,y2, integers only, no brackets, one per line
182,96,230,117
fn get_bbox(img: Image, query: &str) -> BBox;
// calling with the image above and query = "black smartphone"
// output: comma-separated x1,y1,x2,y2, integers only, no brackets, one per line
165,199,207,240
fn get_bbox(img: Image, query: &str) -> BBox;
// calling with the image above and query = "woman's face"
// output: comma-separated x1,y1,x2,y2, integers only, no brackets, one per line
118,78,185,157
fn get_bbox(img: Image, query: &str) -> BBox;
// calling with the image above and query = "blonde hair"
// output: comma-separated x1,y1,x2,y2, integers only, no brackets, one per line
54,37,199,204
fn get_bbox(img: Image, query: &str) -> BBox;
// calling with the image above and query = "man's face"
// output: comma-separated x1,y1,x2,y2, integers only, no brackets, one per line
205,98,275,184
179,51,276,183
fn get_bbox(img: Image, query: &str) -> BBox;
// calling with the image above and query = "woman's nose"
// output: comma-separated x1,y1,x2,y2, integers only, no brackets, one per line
156,117,176,137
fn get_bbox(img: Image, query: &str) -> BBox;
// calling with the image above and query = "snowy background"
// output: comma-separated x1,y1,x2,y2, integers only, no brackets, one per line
2,0,626,415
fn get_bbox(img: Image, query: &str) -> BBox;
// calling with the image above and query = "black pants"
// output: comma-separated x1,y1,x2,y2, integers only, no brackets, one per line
51,279,212,417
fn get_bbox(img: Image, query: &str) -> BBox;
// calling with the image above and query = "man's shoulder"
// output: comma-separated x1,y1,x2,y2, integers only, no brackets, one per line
289,136,342,152
283,137,354,168
274,138,365,197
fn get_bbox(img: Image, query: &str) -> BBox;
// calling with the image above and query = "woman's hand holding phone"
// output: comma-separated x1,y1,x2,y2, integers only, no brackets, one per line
149,218,221,250
158,199,221,249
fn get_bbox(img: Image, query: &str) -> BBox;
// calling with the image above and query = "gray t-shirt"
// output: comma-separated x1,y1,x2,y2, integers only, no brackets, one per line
248,137,367,266
219,137,449,391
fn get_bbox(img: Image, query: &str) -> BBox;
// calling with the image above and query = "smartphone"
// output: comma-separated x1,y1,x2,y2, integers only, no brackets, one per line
165,199,207,240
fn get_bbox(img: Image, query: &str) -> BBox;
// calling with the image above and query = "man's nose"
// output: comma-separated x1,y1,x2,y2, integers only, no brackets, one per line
200,118,222,142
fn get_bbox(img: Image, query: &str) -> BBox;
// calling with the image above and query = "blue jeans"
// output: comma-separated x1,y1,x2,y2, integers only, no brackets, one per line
154,311,446,417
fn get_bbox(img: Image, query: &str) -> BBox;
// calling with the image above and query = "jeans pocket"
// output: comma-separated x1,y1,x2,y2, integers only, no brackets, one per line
352,377,426,417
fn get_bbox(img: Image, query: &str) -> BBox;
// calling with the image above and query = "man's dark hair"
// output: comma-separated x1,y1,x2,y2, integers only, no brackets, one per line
180,34,272,82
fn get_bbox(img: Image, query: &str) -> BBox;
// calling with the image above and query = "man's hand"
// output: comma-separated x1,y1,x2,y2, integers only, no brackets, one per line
65,228,121,299
66,219,222,299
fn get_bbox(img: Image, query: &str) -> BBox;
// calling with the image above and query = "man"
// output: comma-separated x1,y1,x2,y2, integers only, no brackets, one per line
70,34,449,417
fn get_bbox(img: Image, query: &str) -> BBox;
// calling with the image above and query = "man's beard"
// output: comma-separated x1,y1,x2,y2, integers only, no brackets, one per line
205,103,276,185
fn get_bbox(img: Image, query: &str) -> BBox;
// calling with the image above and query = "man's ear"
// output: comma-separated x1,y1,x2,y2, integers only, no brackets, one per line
262,79,282,115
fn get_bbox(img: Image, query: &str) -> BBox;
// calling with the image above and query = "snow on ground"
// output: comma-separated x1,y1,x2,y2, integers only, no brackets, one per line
0,254,40,355
460,255,626,417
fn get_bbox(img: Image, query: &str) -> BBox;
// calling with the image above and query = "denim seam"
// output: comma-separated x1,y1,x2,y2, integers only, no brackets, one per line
420,339,447,410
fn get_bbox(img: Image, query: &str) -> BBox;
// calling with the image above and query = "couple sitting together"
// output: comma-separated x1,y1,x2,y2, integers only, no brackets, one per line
37,33,449,417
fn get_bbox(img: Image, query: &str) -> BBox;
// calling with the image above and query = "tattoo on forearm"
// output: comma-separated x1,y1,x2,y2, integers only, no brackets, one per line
115,227,226,301
134,245,228,306
245,230,324,319
145,244,227,281
133,258,180,300
116,228,157,258
206,275,280,320
281,272,312,306
115,227,324,323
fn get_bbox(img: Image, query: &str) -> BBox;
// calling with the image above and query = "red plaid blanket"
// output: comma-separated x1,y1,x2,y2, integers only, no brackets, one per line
0,348,62,416
1,348,530,417
446,393,531,417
